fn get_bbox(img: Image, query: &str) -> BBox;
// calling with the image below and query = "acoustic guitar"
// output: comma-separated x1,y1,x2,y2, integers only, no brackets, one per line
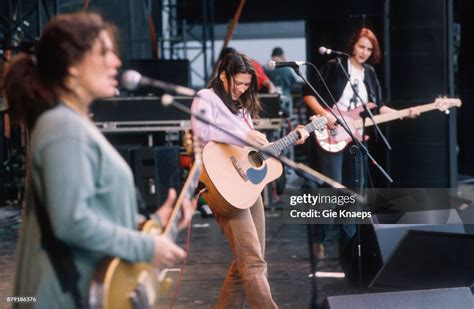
89,132,201,309
314,97,462,153
200,116,327,217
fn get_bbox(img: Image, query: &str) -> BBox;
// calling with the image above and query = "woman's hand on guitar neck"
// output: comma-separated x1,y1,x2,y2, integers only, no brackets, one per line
155,188,196,231
178,198,197,230
246,130,270,146
294,125,310,145
155,189,176,226
151,188,194,267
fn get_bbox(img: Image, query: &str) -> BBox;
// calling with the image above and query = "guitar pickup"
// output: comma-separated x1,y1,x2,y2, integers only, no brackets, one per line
231,156,248,181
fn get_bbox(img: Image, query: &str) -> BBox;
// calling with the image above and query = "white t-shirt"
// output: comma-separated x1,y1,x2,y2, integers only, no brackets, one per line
336,61,368,111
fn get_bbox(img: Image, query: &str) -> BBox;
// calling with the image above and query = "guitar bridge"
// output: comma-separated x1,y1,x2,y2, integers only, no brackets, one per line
231,156,248,181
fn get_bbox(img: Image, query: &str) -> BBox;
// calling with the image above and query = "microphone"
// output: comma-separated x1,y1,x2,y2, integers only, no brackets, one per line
267,60,306,70
121,70,195,97
318,46,349,57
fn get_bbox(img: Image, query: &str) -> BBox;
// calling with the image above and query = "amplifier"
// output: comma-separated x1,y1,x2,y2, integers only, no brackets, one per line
91,96,193,122
91,95,285,132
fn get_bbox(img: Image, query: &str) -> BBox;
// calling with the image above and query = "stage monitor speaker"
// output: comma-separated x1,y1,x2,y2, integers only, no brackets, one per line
370,230,474,291
340,209,465,286
92,96,194,122
323,287,473,309
132,146,182,213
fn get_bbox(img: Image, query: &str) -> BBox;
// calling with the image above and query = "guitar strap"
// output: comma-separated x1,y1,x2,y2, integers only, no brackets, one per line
242,112,253,130
31,183,87,308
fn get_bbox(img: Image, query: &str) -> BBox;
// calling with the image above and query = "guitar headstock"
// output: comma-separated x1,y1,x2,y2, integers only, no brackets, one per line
309,115,328,132
434,97,462,114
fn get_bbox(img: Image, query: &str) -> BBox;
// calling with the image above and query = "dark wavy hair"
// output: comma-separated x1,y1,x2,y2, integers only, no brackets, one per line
2,12,111,129
208,52,261,119
346,28,381,65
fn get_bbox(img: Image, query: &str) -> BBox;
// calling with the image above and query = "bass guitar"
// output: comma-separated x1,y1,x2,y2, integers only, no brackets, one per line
315,97,462,153
200,116,327,217
89,132,201,309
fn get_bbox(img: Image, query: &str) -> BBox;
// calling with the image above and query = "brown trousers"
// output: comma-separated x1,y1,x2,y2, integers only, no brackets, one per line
211,196,278,309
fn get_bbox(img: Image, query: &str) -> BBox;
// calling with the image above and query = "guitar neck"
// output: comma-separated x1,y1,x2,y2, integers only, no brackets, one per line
263,121,316,157
162,162,201,237
354,102,439,129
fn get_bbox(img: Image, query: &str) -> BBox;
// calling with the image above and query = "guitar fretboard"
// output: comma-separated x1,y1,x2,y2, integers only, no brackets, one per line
162,161,201,237
353,99,461,129
262,121,321,158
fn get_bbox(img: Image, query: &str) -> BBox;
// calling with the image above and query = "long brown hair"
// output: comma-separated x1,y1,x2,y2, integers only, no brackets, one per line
208,52,261,119
2,12,111,129
346,28,381,64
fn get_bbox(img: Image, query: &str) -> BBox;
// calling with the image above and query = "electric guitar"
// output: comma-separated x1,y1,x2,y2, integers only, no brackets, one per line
200,116,327,217
314,97,462,153
89,132,201,309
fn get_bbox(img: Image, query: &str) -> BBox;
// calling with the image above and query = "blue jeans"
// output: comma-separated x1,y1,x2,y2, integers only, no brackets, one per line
307,136,364,244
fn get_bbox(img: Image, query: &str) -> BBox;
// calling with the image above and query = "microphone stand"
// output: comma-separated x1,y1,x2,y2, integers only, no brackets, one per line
334,57,394,289
335,57,392,152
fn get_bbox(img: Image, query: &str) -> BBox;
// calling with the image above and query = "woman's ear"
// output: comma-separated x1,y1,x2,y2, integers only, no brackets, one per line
68,66,80,78
219,71,226,82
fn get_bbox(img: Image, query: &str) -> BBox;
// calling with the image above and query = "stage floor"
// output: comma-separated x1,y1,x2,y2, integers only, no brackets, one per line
0,206,364,308
1,181,473,308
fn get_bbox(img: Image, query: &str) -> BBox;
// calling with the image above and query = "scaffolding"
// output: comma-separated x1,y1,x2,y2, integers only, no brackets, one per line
0,0,62,53
158,0,215,85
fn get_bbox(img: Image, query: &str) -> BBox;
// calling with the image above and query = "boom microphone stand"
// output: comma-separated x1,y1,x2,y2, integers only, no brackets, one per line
334,56,394,289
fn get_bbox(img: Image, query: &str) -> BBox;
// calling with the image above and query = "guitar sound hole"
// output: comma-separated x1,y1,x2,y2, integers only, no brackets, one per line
248,150,264,168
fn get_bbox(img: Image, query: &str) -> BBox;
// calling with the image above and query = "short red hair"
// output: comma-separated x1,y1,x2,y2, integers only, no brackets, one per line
347,28,381,64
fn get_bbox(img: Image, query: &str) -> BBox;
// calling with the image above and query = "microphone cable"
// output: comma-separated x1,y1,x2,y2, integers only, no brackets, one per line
169,187,207,308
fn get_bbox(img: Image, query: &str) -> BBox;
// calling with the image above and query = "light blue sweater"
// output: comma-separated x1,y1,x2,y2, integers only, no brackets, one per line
14,104,154,308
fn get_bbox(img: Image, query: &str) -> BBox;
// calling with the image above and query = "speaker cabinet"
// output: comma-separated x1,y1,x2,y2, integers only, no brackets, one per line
132,146,182,213
340,210,465,286
370,230,474,291
324,287,473,309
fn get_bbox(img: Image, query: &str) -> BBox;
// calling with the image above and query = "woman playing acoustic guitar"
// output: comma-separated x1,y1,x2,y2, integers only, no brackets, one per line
192,52,308,308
